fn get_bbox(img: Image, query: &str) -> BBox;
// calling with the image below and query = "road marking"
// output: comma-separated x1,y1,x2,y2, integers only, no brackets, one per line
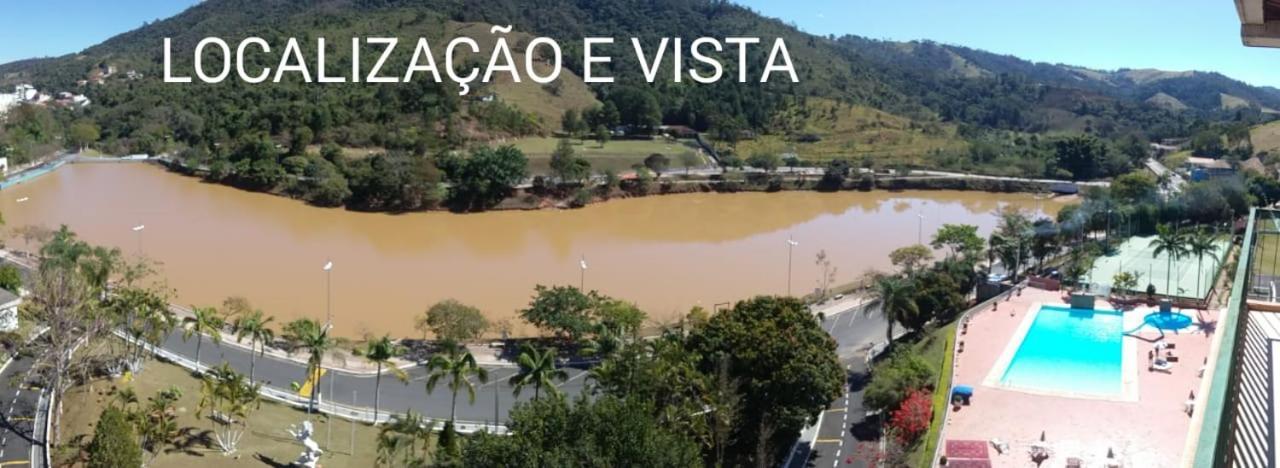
296,367,326,398
814,438,842,444
0,460,28,466
6,418,29,422
824,407,846,413
557,370,589,387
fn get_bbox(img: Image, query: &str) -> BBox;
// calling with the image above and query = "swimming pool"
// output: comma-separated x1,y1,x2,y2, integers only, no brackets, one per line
995,305,1128,398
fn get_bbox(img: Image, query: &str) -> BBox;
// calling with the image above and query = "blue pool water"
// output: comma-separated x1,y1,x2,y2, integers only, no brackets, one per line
999,305,1124,397
1144,311,1193,330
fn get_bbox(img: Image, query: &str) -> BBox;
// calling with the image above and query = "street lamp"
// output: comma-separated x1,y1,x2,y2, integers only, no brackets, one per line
323,259,333,327
579,256,588,291
15,197,28,203
132,224,145,255
786,235,799,296
917,213,924,245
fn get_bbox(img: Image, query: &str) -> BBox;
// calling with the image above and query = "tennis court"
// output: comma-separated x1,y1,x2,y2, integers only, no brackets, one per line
1083,235,1230,299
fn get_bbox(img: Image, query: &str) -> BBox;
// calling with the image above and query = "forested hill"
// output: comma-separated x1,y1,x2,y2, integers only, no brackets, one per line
1,0,1277,167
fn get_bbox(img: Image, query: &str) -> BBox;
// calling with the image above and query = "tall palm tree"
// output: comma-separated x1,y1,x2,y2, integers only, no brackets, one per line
232,310,275,384
182,306,224,370
376,411,432,467
362,335,409,424
868,274,919,347
508,345,568,400
1150,224,1189,296
1187,228,1221,299
284,318,334,413
425,346,489,421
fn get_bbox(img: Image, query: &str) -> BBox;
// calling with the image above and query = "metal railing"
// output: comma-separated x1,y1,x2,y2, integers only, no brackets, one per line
119,332,508,435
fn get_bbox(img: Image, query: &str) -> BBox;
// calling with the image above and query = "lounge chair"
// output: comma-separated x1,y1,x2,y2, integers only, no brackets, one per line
1066,457,1083,468
1150,359,1173,372
989,438,1009,455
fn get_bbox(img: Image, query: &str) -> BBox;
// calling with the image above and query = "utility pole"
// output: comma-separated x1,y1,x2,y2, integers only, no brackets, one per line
786,236,799,296
579,256,587,291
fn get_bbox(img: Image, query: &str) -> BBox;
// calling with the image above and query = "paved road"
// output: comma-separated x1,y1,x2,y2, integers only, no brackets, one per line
159,331,588,425
787,300,887,468
0,354,41,467
1144,157,1185,194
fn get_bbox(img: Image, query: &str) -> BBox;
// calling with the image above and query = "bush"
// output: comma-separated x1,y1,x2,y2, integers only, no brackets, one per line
864,350,934,413
87,407,142,468
888,389,932,445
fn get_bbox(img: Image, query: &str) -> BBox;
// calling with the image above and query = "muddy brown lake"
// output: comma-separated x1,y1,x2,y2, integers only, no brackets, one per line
1,163,1063,337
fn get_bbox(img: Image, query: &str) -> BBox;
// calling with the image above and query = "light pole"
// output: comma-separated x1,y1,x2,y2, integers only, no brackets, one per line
786,235,799,296
579,256,588,291
917,214,924,245
323,259,334,327
132,224,145,255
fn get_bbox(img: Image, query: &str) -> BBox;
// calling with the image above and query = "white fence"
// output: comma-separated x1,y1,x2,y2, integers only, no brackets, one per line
118,332,508,435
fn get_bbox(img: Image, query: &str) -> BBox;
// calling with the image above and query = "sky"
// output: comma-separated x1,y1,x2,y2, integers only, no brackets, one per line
2,0,1278,87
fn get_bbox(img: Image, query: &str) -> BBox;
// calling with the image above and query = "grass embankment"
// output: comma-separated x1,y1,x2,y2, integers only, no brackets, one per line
58,359,391,468
508,137,709,174
724,98,965,166
909,321,957,467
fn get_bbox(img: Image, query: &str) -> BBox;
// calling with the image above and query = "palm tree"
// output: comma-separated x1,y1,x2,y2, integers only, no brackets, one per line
362,335,409,424
1187,228,1221,299
182,306,224,370
425,346,489,421
868,274,919,347
197,362,261,455
376,411,432,467
283,318,334,413
232,310,274,384
508,345,568,400
1150,224,1189,296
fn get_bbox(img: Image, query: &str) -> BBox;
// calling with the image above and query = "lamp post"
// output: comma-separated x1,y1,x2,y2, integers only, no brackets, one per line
579,256,588,291
323,260,333,327
917,213,924,245
786,235,799,296
132,224,145,255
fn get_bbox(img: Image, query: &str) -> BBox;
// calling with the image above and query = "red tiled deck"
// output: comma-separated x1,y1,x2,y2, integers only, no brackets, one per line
942,288,1218,467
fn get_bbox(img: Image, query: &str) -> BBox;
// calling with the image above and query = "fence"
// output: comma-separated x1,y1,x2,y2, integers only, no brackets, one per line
118,332,508,435
927,280,1028,467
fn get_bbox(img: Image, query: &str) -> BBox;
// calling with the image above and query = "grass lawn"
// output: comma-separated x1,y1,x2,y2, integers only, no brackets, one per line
721,98,965,166
905,321,957,468
57,358,396,468
505,137,709,174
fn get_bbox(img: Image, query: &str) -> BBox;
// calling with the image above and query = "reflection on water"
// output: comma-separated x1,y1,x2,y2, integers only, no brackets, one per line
1,163,1063,337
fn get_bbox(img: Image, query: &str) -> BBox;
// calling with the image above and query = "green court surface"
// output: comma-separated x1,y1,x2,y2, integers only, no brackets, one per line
1083,235,1229,299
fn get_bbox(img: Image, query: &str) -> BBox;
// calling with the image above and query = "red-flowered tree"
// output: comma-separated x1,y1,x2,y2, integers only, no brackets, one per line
888,389,933,445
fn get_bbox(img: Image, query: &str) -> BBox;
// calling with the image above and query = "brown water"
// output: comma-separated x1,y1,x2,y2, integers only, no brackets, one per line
1,163,1062,338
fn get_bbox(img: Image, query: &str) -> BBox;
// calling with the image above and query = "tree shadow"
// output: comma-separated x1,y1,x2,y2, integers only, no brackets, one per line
254,453,293,468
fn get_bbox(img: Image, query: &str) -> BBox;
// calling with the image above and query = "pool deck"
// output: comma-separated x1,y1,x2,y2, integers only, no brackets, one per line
943,288,1218,467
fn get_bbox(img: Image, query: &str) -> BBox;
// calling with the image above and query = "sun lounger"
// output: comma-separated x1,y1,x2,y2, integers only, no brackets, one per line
989,438,1009,455
1150,359,1173,372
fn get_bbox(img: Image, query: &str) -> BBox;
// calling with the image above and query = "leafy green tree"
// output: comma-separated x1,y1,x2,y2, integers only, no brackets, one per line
362,335,409,424
509,345,568,400
68,121,100,151
418,299,489,345
283,318,334,413
1053,135,1109,180
424,345,488,421
594,125,611,148
993,207,1034,278
561,109,582,138
87,407,142,468
231,309,274,384
0,264,22,293
1150,224,1189,295
746,152,781,172
460,396,701,468
684,296,843,467
445,146,529,211
520,285,598,342
912,269,965,325
643,153,670,178
931,224,984,259
889,244,933,275
548,139,591,184
1111,171,1158,204
864,350,933,413
182,306,223,369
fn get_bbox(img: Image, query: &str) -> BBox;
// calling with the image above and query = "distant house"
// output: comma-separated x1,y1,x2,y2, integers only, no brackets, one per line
1185,156,1235,181
0,288,20,333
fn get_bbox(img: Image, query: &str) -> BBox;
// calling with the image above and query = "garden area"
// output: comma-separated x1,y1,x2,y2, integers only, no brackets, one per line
507,137,709,175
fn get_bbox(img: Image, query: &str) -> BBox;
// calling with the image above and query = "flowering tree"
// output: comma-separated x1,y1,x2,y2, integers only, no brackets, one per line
888,389,933,445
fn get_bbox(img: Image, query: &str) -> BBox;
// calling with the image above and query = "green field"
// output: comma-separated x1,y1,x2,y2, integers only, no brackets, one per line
1084,235,1230,299
508,137,710,175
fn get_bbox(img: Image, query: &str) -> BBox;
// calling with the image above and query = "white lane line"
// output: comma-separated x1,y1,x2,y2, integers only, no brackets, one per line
478,370,519,388
557,371,589,388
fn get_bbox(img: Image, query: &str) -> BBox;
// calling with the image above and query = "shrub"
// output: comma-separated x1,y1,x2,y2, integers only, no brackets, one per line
864,350,934,413
87,407,142,468
888,389,933,445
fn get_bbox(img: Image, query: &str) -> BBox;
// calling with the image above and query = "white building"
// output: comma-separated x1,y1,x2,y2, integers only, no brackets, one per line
0,288,21,333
